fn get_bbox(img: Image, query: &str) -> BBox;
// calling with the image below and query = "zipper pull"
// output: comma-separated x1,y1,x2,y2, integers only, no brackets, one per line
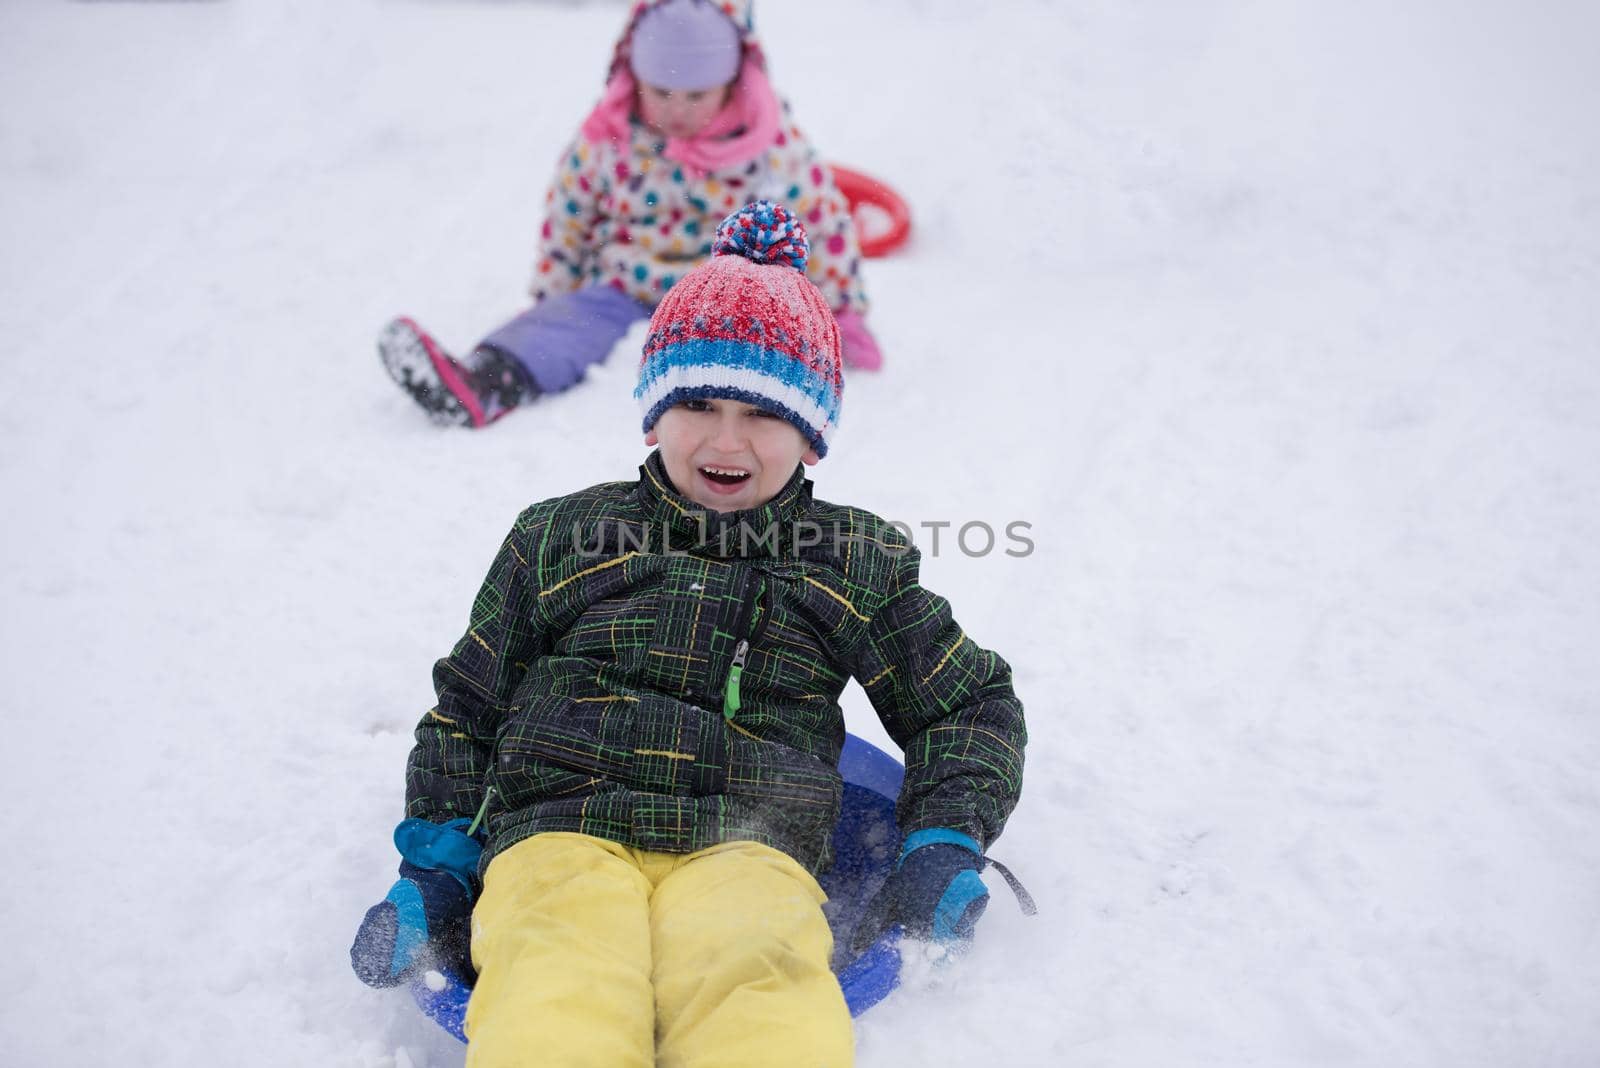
466,786,495,838
723,639,749,721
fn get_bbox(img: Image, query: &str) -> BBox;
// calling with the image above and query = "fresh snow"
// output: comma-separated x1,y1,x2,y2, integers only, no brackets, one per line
2,1,1597,1065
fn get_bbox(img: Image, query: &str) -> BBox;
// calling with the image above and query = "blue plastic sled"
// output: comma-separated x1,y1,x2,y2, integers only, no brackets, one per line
409,733,908,1042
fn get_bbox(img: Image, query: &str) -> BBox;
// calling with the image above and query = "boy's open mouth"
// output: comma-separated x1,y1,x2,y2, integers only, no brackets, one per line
700,465,751,487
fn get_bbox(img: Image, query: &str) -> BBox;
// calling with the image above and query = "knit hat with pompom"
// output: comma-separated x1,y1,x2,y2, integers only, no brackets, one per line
635,201,843,457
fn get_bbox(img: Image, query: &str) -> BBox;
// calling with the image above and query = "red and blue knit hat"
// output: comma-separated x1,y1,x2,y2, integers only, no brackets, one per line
636,201,844,457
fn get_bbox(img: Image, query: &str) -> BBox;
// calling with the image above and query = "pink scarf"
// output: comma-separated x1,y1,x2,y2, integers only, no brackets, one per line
579,58,781,179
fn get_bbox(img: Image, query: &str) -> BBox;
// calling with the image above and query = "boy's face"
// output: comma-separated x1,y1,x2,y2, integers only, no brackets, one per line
637,81,732,140
647,398,819,511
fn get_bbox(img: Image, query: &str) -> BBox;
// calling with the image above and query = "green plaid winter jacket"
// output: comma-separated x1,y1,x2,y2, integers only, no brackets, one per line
405,453,1026,874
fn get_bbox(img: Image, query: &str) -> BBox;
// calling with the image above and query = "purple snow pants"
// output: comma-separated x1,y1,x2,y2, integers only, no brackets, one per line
479,286,652,395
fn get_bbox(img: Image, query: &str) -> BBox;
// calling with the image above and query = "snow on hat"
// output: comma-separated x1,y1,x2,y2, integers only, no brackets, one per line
629,0,743,91
636,201,844,457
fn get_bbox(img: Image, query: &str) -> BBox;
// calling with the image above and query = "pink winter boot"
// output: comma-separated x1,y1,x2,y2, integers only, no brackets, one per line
835,310,884,372
378,317,532,428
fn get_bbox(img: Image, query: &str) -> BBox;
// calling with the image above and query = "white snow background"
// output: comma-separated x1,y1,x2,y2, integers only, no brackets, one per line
2,0,1598,1064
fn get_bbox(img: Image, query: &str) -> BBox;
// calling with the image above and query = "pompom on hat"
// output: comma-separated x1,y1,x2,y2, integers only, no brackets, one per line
635,201,844,457
629,0,743,92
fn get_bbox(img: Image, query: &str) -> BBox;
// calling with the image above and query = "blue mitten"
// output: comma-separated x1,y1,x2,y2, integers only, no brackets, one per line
855,828,990,954
350,818,483,988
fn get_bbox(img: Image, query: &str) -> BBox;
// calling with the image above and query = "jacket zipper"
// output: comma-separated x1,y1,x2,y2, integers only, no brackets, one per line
723,639,749,721
721,570,768,722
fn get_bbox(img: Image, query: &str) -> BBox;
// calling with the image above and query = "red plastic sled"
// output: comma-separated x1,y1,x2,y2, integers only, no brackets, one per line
830,164,912,258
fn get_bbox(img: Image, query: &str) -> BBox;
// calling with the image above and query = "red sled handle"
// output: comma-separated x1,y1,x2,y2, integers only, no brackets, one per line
829,163,912,259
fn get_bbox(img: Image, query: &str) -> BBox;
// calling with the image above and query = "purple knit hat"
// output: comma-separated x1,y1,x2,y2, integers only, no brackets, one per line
635,202,844,457
629,0,743,91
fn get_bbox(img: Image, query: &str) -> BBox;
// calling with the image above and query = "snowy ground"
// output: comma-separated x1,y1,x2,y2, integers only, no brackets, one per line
3,0,1598,1064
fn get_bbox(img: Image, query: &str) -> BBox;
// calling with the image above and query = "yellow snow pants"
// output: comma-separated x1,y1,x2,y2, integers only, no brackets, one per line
464,832,854,1068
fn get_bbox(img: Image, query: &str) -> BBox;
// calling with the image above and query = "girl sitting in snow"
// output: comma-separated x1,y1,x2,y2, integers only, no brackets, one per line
379,0,882,429
353,202,1024,1066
